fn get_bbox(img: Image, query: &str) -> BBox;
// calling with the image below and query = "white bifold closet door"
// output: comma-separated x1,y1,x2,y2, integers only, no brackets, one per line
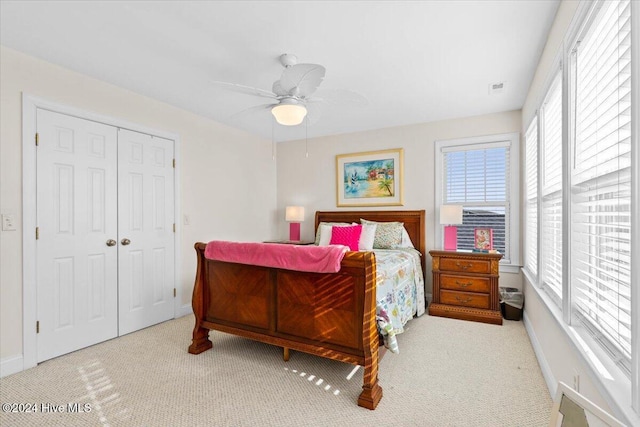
36,110,175,362
117,129,175,335
36,109,119,362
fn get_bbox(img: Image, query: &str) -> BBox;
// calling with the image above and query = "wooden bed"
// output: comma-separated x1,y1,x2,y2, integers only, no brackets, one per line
188,210,425,409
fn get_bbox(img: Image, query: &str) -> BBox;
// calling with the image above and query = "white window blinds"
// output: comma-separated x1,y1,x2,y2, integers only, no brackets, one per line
442,143,510,259
541,71,564,303
524,117,539,279
570,0,632,370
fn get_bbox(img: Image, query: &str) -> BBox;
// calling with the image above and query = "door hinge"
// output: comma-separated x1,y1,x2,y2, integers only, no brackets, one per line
35,133,40,146
173,288,177,298
172,159,176,168
173,223,176,233
36,321,40,334
36,227,39,240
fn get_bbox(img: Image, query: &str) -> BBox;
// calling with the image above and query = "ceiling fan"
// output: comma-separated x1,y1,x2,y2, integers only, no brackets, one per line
212,54,335,126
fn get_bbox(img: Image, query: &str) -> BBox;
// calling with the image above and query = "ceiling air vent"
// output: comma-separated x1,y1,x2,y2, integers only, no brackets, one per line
489,82,505,95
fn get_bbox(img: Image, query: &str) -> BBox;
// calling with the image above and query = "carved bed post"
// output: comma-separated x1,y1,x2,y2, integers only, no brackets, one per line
188,243,213,354
357,252,383,410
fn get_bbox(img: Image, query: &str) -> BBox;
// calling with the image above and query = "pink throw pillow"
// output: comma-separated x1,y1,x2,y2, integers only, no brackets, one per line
329,224,362,251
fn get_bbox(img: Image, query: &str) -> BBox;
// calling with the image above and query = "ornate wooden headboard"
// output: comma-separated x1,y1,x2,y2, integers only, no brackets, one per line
315,210,426,272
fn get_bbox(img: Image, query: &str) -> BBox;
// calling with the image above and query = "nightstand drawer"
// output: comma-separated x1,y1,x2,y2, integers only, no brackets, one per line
440,290,490,309
439,258,491,274
440,275,490,293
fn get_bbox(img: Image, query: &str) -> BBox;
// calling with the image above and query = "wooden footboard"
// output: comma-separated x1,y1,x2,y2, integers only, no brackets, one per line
188,242,382,409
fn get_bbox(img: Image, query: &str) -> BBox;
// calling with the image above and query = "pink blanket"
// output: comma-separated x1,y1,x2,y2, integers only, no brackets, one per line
204,241,349,273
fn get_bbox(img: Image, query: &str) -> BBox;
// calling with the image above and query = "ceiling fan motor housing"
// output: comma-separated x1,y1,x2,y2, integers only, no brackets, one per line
279,53,298,68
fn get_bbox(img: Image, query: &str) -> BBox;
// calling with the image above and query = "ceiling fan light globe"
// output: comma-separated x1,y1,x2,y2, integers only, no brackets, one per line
271,104,307,126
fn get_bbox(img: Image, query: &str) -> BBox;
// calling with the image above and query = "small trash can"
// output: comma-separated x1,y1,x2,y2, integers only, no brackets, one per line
499,287,524,321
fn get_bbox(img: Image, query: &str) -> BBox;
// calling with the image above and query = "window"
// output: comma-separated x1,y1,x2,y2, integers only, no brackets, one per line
524,117,538,280
569,0,632,373
540,71,564,304
525,0,638,420
435,133,520,271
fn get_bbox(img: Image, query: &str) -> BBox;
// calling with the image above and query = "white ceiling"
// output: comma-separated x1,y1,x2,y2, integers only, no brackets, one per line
0,0,560,142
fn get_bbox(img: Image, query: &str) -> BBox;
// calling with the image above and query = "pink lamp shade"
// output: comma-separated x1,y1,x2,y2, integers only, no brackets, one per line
440,205,463,251
285,206,305,241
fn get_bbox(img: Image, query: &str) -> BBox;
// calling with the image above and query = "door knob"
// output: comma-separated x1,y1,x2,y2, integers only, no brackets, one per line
106,239,117,247
121,238,131,246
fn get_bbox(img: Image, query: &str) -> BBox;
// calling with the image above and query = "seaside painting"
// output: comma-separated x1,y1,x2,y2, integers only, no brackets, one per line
336,148,404,207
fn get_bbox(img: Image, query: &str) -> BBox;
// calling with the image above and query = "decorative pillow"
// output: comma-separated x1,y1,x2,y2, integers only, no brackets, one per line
360,219,404,249
329,224,363,251
358,223,377,251
314,222,351,245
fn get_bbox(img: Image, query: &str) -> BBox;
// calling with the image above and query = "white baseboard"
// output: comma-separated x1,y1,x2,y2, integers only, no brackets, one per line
1,355,24,378
177,303,193,318
3,304,193,380
523,310,556,398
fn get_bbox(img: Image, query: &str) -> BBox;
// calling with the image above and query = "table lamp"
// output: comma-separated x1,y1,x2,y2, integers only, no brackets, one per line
440,205,463,251
285,206,305,241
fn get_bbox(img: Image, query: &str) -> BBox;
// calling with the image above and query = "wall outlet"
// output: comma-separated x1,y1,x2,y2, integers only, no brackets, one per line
2,214,17,231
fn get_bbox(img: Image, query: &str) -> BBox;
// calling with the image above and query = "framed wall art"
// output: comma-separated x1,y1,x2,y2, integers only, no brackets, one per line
474,228,493,251
336,148,404,207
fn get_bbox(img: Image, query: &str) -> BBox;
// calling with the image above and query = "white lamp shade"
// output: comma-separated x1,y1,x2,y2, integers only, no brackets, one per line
440,205,463,225
285,206,305,222
271,104,307,126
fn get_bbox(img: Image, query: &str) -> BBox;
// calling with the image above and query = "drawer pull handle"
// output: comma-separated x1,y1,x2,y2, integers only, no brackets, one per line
455,296,473,304
455,281,473,288
455,261,473,270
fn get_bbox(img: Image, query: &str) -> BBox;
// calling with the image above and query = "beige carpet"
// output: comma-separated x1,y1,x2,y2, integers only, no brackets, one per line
0,313,551,426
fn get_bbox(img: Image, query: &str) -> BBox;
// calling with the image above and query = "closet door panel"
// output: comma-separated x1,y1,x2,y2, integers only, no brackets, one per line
118,129,175,335
36,109,118,362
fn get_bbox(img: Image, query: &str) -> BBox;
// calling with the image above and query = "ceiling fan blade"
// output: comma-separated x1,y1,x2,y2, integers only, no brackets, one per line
279,63,326,97
304,102,323,125
211,81,277,99
227,103,276,122
311,89,368,107
272,80,289,97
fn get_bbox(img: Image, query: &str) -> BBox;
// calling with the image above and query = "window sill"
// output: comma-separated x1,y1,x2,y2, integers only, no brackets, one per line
500,263,521,274
523,272,639,426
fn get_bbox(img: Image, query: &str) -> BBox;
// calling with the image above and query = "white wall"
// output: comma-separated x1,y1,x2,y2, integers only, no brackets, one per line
276,110,523,293
519,0,625,420
0,46,278,364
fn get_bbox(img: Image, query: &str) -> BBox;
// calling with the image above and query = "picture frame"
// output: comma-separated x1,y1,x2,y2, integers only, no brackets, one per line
549,382,625,427
336,148,404,207
474,228,493,251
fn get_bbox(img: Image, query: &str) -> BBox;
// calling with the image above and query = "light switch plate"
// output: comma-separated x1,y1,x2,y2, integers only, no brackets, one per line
2,214,17,231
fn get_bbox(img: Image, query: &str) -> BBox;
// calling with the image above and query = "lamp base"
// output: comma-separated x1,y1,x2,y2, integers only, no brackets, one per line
289,223,301,241
444,226,458,251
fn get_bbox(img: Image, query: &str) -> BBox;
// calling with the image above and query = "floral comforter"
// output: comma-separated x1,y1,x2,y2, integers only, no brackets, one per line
374,248,425,354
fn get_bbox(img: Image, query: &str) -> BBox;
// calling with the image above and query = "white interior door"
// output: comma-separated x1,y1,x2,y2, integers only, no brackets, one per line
36,109,119,362
117,129,175,335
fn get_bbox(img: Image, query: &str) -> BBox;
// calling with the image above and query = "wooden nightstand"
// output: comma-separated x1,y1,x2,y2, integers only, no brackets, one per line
263,240,314,245
428,250,503,325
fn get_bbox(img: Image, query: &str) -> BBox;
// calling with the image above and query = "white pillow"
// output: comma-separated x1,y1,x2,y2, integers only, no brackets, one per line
318,224,334,246
358,223,377,251
395,227,415,248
